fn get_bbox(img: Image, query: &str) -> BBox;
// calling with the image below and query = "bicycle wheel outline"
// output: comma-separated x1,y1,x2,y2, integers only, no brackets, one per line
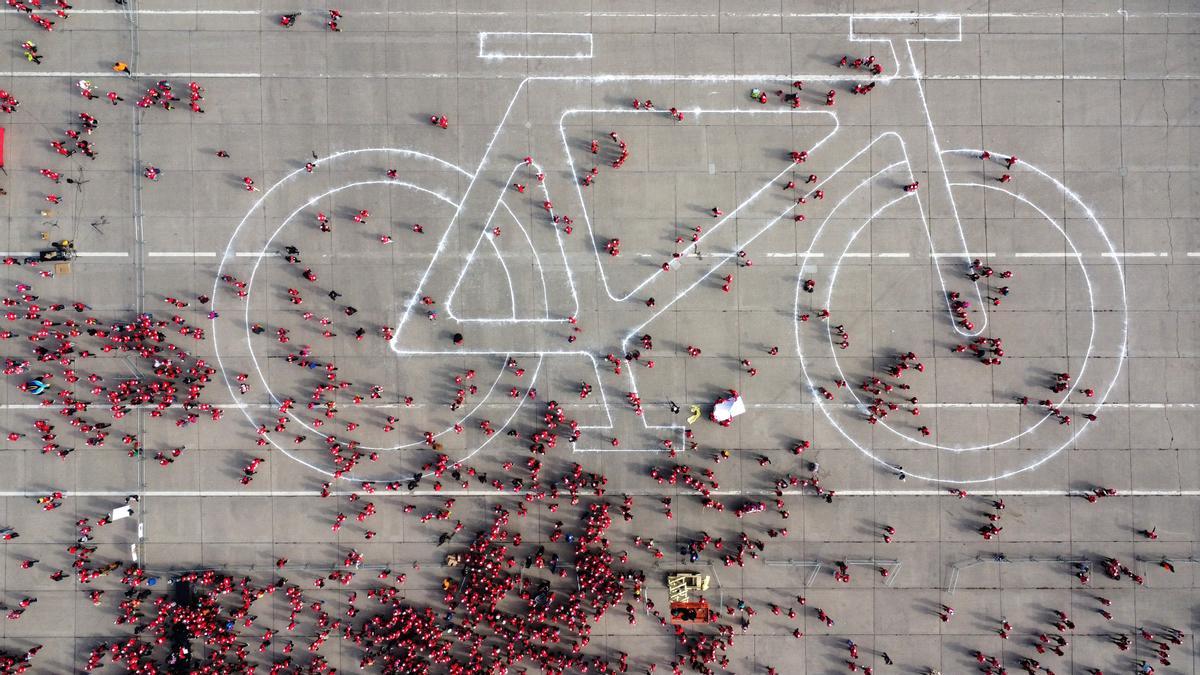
210,149,545,482
794,148,1128,484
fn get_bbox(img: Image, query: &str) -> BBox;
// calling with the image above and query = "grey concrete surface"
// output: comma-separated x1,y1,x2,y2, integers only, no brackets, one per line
0,2,1197,673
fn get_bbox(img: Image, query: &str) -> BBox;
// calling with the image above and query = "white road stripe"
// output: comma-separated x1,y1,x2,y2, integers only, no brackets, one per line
0,489,1195,498
7,71,1200,82
61,9,1200,18
10,72,261,79
0,402,1191,411
479,32,594,60
931,252,995,258
6,250,1185,260
71,9,260,14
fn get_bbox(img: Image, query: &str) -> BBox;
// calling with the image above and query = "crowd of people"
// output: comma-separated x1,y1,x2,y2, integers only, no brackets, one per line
0,5,1185,674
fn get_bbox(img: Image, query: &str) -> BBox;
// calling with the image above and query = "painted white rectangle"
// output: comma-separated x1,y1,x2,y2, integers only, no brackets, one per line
876,252,910,258
1014,252,1069,258
75,252,129,257
109,505,134,521
479,32,594,60
1101,251,1165,258
842,252,871,258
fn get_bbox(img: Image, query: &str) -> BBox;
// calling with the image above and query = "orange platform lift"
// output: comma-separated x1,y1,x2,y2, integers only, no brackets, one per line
667,572,713,625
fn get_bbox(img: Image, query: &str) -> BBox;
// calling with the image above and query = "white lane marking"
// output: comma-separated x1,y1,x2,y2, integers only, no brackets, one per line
10,72,262,79
8,72,1200,82
0,489,1196,498
63,9,1200,18
0,402,1191,411
2,250,1181,259
71,9,260,14
851,15,962,43
479,32,594,60
1102,252,1169,258
931,252,995,258
148,252,217,258
7,250,1186,260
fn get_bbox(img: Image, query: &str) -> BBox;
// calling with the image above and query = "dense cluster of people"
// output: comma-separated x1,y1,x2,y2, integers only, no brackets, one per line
0,5,1182,672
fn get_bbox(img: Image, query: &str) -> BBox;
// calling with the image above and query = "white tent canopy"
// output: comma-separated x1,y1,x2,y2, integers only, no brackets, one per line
712,395,746,422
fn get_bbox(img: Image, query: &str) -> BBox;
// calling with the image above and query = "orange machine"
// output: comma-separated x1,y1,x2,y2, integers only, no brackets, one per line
669,599,712,624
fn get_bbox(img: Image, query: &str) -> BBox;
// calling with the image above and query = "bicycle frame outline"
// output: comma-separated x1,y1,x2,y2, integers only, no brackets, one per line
213,14,1127,483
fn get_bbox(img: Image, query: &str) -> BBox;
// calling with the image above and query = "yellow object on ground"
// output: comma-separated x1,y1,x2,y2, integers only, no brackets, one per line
667,573,711,602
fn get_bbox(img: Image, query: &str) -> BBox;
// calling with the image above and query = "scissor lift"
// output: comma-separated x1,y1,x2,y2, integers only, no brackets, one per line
667,572,712,624
667,572,710,602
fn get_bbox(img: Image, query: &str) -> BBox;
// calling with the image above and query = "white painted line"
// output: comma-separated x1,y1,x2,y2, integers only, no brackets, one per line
10,72,262,79
63,9,1200,19
0,489,1196,499
148,252,217,258
479,32,594,60
745,402,1196,410
6,71,1200,82
1101,251,1168,258
850,14,963,44
931,252,995,258
25,249,1160,261
72,8,259,14
1188,252,1200,257
0,401,1189,411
